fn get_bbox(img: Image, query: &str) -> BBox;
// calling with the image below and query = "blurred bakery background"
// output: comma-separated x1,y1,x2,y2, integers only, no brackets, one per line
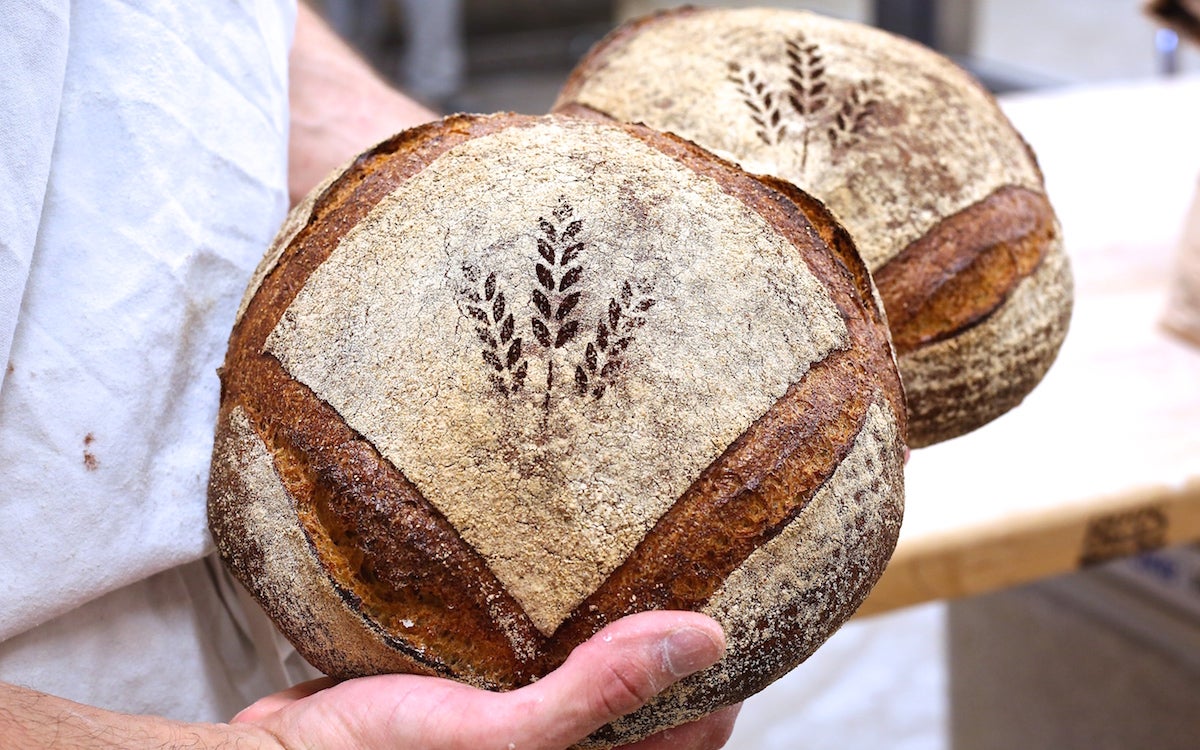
310,1,1200,749
313,0,1200,113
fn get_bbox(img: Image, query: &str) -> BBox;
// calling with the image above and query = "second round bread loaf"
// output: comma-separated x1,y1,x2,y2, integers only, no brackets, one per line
554,8,1074,447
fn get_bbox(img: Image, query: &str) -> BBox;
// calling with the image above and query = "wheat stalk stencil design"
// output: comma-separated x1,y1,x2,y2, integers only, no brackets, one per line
784,34,829,171
727,62,787,146
531,201,586,409
456,199,657,408
827,79,880,158
458,264,528,396
575,281,656,399
726,34,883,170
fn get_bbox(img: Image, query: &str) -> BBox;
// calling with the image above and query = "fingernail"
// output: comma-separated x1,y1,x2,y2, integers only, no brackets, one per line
662,627,724,678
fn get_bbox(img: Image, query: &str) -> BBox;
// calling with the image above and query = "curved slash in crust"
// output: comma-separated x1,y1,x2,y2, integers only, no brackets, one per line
874,185,1058,354
548,346,879,657
542,123,904,663
233,356,549,686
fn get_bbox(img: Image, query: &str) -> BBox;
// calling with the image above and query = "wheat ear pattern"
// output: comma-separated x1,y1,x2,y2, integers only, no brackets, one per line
727,62,787,146
727,34,883,165
827,79,880,155
457,200,657,406
575,281,656,399
458,265,528,396
531,201,586,408
784,34,828,169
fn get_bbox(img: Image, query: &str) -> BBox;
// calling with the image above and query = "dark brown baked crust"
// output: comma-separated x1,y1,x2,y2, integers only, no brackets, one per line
209,113,905,744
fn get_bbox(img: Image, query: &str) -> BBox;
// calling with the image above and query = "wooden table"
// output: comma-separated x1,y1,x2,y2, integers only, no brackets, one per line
858,74,1200,616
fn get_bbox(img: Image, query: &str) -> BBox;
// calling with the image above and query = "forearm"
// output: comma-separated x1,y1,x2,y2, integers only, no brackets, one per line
288,3,437,204
0,682,275,750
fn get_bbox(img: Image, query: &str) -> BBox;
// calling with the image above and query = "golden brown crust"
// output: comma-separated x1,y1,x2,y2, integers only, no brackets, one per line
543,133,906,667
210,112,905,745
219,114,555,687
876,186,1059,353
209,406,447,681
588,399,904,748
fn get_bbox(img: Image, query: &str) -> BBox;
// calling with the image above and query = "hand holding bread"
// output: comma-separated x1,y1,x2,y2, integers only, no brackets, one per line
231,611,735,750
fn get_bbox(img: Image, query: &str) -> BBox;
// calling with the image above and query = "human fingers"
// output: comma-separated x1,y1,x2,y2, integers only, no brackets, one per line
236,611,725,750
483,611,726,750
621,703,742,750
232,677,337,723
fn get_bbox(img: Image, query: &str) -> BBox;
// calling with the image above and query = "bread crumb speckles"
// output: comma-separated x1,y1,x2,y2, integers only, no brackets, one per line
263,120,850,635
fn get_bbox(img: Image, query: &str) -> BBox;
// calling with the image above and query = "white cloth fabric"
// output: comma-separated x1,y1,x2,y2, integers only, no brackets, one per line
0,555,317,721
0,0,306,718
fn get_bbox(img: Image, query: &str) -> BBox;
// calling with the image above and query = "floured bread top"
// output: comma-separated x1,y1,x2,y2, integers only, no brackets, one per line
560,8,1044,270
264,119,849,635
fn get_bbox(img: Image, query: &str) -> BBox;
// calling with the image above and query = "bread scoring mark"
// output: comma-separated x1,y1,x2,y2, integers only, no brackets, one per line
209,406,445,683
229,353,547,687
700,399,902,685
210,114,909,747
587,399,903,748
456,200,658,406
215,115,567,689
876,186,1058,354
548,343,884,654
557,8,1048,273
898,241,1072,447
234,158,355,326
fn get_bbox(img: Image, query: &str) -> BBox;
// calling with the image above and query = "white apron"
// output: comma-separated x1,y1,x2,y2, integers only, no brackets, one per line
0,0,317,720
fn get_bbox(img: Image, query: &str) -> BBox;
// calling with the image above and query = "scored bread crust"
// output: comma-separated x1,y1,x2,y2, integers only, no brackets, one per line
553,7,1073,447
208,113,905,746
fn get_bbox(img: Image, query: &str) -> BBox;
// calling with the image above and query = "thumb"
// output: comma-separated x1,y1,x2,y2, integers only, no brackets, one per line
496,611,726,750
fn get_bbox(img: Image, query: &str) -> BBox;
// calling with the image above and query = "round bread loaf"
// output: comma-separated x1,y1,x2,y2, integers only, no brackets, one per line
554,7,1074,447
207,113,905,747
